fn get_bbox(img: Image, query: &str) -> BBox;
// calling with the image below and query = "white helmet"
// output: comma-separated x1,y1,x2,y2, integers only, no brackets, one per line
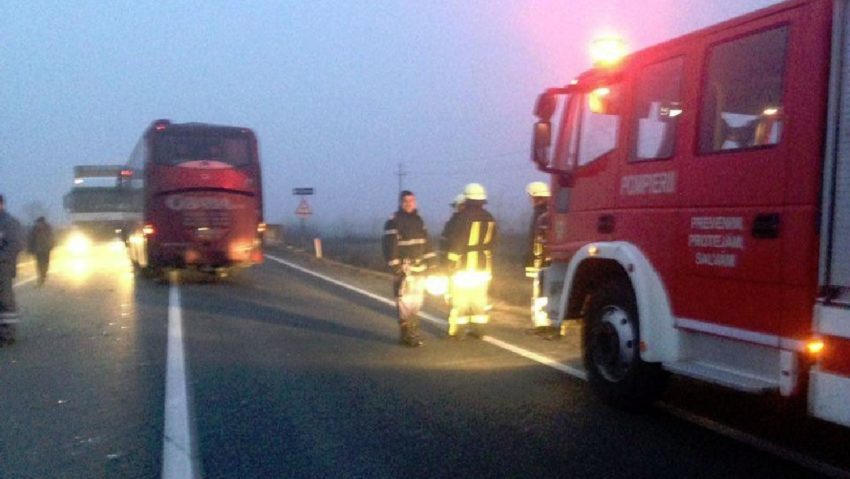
526,181,550,198
463,183,487,201
451,193,466,207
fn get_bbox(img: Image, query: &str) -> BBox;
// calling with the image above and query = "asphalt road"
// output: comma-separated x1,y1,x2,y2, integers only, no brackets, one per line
0,244,846,478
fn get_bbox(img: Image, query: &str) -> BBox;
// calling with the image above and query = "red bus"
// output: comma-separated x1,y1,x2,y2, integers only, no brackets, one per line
529,0,850,427
122,119,264,276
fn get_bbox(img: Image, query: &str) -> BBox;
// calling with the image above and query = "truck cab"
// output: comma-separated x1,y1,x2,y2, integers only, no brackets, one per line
530,0,849,427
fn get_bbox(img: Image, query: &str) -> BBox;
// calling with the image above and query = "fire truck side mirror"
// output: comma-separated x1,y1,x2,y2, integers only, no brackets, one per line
534,92,557,121
532,121,552,170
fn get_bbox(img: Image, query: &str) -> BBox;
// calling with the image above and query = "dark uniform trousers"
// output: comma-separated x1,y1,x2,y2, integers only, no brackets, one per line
383,210,435,344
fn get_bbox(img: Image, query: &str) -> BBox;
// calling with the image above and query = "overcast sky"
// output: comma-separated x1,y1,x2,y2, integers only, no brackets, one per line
1,0,780,234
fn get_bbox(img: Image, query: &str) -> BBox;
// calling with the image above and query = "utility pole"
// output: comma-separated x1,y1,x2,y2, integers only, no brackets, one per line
396,162,407,195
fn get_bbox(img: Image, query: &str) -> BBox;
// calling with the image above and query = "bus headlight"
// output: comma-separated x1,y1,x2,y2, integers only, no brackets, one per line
67,231,92,255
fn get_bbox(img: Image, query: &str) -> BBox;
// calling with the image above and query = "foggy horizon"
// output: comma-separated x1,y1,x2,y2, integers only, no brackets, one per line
2,0,781,235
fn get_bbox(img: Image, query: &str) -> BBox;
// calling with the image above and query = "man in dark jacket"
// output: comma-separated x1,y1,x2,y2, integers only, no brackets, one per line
0,194,24,345
27,216,54,286
382,190,436,347
445,183,498,339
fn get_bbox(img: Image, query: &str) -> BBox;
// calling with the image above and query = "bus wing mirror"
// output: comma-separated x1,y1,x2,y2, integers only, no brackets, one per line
532,121,552,170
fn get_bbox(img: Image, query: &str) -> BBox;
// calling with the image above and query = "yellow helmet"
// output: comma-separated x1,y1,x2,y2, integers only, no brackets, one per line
463,183,487,201
526,181,550,197
451,193,466,207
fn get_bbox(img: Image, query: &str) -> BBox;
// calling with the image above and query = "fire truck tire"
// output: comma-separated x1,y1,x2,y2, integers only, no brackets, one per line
583,279,668,410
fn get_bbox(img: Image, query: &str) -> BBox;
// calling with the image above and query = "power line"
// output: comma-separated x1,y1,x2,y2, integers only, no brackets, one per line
412,148,529,166
407,164,533,177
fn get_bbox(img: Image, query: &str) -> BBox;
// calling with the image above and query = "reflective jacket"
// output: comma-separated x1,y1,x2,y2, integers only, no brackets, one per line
382,210,436,274
0,211,23,278
525,203,549,270
440,211,461,265
446,201,498,272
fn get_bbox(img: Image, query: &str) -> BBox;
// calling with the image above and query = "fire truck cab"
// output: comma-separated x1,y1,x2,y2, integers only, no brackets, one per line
530,0,850,426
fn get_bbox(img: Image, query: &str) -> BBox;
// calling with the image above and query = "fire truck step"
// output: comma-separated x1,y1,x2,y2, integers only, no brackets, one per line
664,361,778,393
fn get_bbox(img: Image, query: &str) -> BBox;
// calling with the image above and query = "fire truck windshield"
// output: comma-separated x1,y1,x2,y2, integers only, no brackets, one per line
154,134,252,167
556,84,622,170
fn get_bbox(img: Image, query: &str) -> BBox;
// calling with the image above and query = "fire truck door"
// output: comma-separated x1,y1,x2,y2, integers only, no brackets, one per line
677,24,791,339
550,86,621,253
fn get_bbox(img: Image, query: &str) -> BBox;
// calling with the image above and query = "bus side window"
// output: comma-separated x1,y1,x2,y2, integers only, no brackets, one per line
698,26,789,154
631,57,684,161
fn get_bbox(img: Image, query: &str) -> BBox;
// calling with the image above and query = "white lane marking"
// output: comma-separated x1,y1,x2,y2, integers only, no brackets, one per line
162,278,199,479
657,404,850,479
266,254,850,478
482,335,588,380
13,276,36,288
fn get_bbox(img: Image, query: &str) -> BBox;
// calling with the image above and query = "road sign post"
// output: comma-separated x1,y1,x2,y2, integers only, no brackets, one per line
293,188,314,247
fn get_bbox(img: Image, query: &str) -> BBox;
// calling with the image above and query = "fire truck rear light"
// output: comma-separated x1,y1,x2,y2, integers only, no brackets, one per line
588,245,599,256
257,222,267,233
806,339,825,356
142,224,155,236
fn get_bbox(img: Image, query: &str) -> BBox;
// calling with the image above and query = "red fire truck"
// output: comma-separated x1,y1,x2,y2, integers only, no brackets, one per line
122,119,265,276
529,0,849,427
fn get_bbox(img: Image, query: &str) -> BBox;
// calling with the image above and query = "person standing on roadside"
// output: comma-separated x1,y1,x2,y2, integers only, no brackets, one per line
0,194,24,345
27,216,54,286
444,183,498,339
382,190,437,347
524,181,556,335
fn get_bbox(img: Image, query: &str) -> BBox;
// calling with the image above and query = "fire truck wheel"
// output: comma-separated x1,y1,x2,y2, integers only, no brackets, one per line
583,279,667,409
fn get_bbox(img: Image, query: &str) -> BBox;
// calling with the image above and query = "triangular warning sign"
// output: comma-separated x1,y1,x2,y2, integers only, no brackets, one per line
295,198,312,218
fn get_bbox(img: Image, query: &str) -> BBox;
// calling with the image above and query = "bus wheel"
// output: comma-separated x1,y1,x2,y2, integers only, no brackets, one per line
142,264,164,282
583,279,667,410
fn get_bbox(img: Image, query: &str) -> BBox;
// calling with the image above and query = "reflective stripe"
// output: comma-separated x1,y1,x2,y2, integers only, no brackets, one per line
467,251,479,270
409,264,427,273
483,221,494,244
471,315,489,324
423,252,437,259
384,229,399,235
468,221,481,246
484,250,492,271
388,259,401,266
0,311,21,324
397,238,426,246
447,252,461,262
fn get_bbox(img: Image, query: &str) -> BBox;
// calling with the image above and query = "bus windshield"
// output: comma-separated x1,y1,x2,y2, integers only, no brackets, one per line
65,188,134,213
154,133,252,167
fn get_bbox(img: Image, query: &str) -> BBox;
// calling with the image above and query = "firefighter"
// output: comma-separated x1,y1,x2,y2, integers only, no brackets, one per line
0,194,24,346
525,181,555,335
27,216,54,286
445,183,498,339
382,190,436,347
439,193,466,260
